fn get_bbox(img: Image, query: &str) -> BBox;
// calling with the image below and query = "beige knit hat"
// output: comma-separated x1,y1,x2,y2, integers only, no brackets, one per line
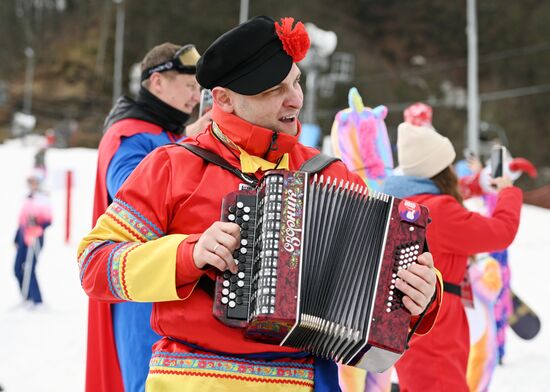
396,122,456,178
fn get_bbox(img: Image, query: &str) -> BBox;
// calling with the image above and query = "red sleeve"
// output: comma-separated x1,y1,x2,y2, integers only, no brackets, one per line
409,269,443,335
459,172,483,199
175,234,209,298
429,187,522,255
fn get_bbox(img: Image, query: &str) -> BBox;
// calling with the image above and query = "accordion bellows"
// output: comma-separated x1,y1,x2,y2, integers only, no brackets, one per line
213,170,430,372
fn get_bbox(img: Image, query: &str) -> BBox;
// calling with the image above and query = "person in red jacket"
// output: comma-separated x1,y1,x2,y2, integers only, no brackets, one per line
88,42,211,392
383,122,522,392
78,16,441,391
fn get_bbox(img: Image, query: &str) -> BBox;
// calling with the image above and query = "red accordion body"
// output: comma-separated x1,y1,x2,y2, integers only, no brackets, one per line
213,170,429,371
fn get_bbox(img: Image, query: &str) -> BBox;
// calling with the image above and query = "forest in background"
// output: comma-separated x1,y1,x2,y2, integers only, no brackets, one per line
1,0,549,189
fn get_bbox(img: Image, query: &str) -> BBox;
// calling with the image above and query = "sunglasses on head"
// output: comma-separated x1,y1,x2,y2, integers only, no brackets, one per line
141,44,200,82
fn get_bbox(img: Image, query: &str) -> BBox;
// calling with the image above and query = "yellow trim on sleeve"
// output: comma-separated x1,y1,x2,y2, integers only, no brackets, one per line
78,210,189,302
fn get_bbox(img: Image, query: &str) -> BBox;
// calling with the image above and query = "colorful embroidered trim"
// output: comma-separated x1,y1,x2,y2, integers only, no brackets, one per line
149,350,314,387
78,240,113,281
107,241,140,300
107,198,164,242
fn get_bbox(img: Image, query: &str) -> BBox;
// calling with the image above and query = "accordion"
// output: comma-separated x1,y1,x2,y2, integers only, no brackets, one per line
212,170,430,371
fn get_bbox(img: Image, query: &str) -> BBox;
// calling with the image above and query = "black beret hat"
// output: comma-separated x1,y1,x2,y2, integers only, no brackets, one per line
197,16,310,95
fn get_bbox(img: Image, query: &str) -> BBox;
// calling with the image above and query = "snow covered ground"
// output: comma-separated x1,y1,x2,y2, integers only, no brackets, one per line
0,139,548,391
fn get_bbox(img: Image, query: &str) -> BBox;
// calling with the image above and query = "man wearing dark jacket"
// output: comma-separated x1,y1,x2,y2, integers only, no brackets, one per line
87,42,211,392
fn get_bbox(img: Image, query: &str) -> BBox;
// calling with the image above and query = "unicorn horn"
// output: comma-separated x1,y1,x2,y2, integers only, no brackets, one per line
348,87,364,113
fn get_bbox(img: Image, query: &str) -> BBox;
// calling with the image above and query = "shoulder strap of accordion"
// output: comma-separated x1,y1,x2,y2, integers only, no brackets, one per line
299,153,341,174
174,143,259,187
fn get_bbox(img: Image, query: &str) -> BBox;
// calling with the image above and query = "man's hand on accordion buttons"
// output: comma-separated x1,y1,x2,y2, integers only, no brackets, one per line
193,221,240,274
395,252,436,316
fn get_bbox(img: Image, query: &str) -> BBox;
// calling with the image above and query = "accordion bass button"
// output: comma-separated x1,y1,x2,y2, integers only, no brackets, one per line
237,202,244,209
237,280,245,287
244,206,251,213
229,300,236,308
221,297,229,305
228,214,235,221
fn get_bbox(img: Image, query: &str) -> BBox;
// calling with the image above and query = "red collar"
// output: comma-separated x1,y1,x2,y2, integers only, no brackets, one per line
211,104,301,162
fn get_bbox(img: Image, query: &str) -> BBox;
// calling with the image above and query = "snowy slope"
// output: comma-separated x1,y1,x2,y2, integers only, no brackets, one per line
0,139,548,391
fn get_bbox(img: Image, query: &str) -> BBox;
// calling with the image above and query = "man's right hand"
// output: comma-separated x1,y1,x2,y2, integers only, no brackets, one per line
193,221,240,274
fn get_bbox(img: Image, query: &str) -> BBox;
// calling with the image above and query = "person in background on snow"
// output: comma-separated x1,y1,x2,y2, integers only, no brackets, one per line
383,122,522,391
86,42,211,392
13,169,52,307
78,16,441,391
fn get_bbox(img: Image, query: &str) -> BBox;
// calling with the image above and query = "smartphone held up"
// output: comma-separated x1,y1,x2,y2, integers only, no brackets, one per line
490,145,506,179
199,89,213,117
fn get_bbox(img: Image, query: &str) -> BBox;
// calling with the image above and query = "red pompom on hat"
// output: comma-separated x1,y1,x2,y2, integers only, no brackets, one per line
403,103,433,127
275,17,311,63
